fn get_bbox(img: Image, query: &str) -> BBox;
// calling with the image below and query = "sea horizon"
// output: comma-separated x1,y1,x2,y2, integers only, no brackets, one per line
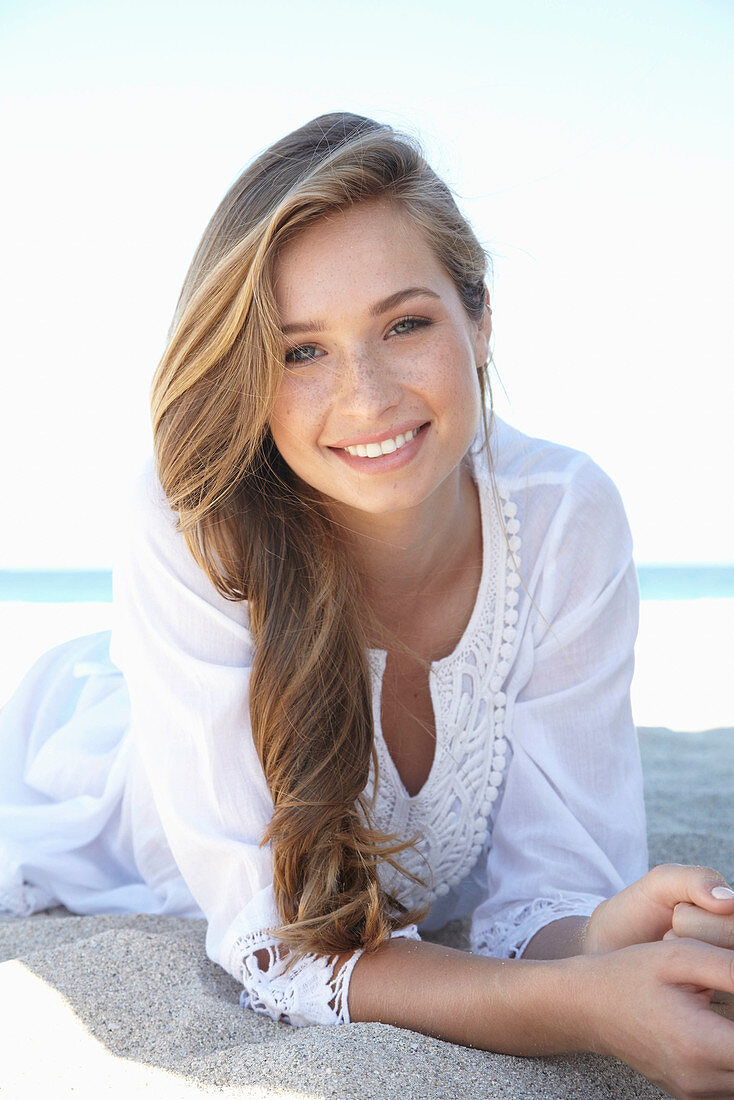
1,564,734,603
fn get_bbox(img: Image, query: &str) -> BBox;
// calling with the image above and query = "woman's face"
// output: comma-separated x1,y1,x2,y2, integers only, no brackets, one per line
269,199,490,518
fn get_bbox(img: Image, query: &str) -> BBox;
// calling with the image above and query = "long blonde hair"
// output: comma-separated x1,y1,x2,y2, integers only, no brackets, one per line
150,112,496,958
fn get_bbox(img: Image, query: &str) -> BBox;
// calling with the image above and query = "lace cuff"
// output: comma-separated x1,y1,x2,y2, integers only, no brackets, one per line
470,891,605,959
232,922,421,1028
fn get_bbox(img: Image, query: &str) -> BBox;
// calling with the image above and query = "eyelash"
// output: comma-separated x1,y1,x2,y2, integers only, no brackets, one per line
284,315,432,365
391,315,431,336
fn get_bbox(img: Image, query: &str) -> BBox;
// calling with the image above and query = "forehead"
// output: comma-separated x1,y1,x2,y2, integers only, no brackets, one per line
273,199,453,319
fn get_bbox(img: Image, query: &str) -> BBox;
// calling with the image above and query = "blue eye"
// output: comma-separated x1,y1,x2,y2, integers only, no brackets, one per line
285,344,323,365
391,316,431,336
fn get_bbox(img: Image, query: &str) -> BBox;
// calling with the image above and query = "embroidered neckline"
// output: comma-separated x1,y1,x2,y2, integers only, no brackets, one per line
365,456,493,808
361,445,523,906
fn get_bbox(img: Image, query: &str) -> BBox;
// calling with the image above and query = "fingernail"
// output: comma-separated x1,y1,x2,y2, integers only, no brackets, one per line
711,886,734,899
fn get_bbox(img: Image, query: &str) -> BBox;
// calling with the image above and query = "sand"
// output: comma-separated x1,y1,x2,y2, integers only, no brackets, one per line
1,725,732,1099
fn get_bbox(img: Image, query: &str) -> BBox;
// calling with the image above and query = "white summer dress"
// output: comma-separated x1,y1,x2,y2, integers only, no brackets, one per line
0,416,649,1027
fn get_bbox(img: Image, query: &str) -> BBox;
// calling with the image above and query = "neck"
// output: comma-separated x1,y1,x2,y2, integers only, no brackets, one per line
330,457,481,637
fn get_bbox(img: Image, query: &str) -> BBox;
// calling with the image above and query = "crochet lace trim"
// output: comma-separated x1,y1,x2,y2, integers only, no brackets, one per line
470,892,604,959
364,477,522,909
232,924,419,1027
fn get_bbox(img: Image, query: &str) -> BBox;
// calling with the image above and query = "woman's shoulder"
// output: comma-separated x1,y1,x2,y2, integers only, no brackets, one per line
123,455,177,536
475,416,626,519
115,457,244,605
485,416,608,489
473,417,632,574
111,456,252,649
116,456,199,574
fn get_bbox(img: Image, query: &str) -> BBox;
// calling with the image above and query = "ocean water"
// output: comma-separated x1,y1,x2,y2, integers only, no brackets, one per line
636,565,734,600
0,571,114,603
1,565,733,603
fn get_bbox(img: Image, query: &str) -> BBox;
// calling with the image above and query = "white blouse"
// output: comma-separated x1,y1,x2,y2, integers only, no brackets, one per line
0,416,649,1029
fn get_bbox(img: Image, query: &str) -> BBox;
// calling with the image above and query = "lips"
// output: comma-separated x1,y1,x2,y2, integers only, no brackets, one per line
330,422,430,472
328,420,430,450
342,425,422,458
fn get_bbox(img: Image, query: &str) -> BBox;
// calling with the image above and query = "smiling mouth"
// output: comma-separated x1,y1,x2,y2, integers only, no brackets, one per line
334,423,429,458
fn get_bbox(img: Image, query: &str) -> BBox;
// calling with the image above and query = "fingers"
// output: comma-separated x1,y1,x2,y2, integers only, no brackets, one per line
673,901,734,949
663,937,734,996
646,863,734,915
662,938,734,1024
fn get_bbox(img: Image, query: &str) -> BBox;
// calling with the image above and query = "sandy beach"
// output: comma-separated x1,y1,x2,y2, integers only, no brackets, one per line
1,600,732,1097
0,724,731,1099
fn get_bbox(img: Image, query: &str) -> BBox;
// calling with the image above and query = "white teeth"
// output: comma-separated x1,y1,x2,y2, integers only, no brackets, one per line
343,426,421,458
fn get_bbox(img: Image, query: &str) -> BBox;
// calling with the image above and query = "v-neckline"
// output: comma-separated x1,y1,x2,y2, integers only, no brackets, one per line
367,452,494,803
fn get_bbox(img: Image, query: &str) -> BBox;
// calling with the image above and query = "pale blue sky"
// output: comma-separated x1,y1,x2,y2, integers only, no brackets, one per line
2,0,732,566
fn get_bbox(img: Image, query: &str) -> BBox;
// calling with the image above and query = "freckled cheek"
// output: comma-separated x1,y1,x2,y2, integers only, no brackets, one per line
272,380,330,448
406,348,478,406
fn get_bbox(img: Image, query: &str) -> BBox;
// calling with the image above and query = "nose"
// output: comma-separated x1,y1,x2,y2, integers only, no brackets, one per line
337,348,401,422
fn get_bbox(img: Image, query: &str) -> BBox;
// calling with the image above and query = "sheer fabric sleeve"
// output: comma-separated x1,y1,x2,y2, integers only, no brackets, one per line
110,460,417,1026
471,456,649,960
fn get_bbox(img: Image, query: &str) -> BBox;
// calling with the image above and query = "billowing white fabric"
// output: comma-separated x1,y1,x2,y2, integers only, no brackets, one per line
0,416,649,1026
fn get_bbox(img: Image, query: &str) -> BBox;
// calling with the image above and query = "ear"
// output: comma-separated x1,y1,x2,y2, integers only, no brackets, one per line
473,287,492,367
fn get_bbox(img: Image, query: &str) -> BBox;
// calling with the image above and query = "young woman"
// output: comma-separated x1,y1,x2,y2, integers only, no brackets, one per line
1,113,733,1098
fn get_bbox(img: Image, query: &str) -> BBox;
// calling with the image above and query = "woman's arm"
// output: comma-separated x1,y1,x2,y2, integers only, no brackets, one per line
346,932,734,1093
521,915,589,959
110,460,378,1027
471,456,649,962
348,935,590,1053
521,865,734,962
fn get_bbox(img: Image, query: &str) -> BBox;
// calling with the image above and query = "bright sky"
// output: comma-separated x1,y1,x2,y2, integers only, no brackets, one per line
2,0,732,567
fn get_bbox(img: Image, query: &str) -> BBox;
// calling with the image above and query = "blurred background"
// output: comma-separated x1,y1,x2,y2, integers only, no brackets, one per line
1,0,732,728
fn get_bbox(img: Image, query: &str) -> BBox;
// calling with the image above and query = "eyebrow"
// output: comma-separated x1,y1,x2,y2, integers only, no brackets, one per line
279,286,442,336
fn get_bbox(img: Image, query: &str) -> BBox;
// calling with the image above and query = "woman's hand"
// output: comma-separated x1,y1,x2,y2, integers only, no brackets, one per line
664,901,734,949
577,936,734,1099
656,874,734,1023
583,863,734,955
